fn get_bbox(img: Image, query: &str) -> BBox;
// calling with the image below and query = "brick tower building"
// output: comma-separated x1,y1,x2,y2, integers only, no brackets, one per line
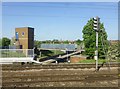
15,27,34,49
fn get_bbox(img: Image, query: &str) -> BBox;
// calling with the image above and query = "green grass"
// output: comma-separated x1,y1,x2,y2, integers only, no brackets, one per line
79,59,119,64
51,50,64,55
79,59,106,64
117,59,120,62
39,50,64,58
108,59,119,62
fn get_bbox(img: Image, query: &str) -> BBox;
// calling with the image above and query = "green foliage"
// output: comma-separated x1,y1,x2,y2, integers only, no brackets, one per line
35,39,76,45
63,40,69,44
52,39,60,44
75,39,82,45
51,50,64,55
0,39,2,46
79,59,106,64
82,18,108,59
2,37,11,47
40,50,64,58
107,42,120,60
34,40,41,48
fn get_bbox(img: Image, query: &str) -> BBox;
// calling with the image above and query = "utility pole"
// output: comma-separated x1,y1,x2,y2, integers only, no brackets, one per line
93,16,100,71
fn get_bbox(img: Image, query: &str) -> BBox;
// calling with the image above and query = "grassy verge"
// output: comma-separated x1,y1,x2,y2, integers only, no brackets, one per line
108,59,120,62
79,59,119,64
51,50,64,55
116,59,120,62
79,59,106,64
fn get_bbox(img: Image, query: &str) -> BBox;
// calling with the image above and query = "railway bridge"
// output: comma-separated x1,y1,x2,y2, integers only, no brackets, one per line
40,49,85,64
0,49,84,64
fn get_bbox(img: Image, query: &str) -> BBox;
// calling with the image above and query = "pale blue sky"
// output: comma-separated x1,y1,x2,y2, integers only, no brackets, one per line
2,2,118,41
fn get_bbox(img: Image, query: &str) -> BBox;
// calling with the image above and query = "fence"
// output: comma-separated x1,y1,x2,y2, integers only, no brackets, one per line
0,46,16,49
0,49,34,58
40,44,78,51
0,49,34,63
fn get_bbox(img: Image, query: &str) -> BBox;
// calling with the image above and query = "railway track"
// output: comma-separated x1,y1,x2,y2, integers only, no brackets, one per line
2,68,119,87
3,74,118,84
2,63,119,87
2,63,118,70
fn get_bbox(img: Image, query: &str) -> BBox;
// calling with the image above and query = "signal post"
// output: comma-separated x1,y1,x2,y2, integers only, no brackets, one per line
93,16,100,71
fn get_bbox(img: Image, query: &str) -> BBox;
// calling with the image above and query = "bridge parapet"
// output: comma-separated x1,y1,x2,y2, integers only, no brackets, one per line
0,49,34,64
0,49,34,58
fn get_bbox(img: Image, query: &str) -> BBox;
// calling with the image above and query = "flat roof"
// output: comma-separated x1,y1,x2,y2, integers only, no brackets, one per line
15,27,34,29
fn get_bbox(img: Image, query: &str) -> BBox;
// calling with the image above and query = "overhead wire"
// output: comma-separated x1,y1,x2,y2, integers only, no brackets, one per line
2,14,118,20
2,3,118,19
2,3,118,10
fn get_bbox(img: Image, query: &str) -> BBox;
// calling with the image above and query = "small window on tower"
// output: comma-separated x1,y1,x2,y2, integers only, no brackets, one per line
22,32,25,36
15,32,19,40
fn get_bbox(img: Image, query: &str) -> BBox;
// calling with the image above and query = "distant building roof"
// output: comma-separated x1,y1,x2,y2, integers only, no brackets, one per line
109,40,119,45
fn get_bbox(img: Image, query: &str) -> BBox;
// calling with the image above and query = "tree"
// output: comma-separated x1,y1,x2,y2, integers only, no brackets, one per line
107,41,120,60
52,39,59,44
75,39,82,45
0,39,2,46
34,40,41,48
63,40,69,44
82,18,108,59
2,37,11,47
